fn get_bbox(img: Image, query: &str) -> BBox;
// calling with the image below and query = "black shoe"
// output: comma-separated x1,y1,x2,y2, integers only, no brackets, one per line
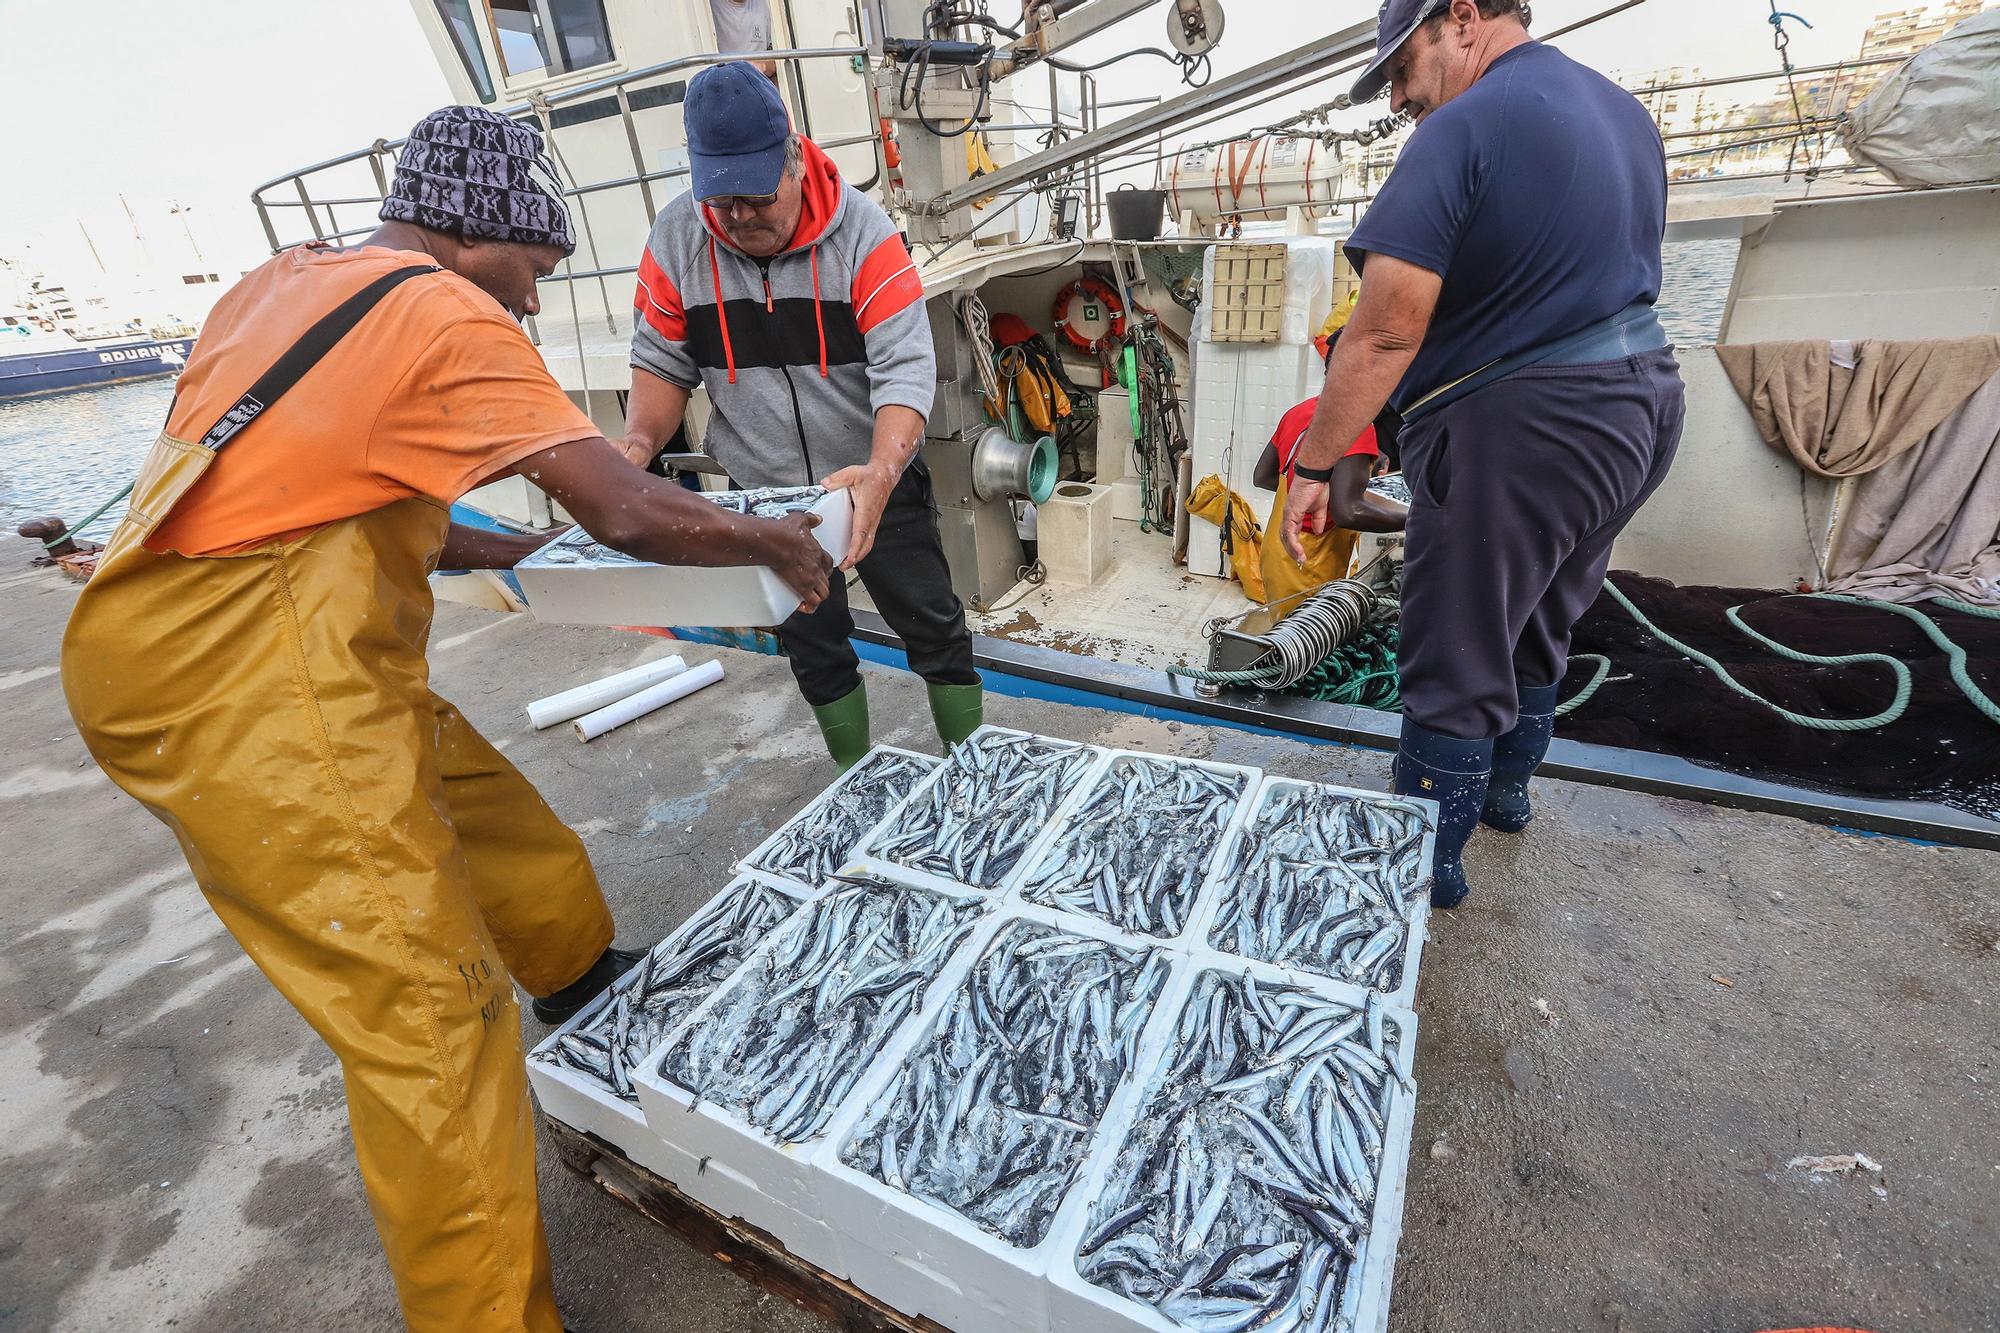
532,946,645,1024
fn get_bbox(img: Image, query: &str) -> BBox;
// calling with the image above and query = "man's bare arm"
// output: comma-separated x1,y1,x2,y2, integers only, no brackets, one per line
1327,453,1408,533
619,368,694,468
438,522,552,570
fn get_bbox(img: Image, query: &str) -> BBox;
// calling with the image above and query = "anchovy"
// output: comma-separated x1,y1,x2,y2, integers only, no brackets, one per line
745,749,941,887
1075,969,1404,1329
1021,756,1248,939
658,874,983,1144
1209,783,1434,993
841,921,1170,1248
864,729,1097,890
531,876,801,1101
529,487,828,566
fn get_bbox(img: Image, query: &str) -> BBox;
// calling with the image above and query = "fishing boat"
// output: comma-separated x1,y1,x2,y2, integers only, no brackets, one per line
0,321,193,399
248,0,2000,848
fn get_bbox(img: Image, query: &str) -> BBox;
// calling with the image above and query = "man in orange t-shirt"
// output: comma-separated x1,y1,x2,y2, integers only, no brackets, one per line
63,106,831,1333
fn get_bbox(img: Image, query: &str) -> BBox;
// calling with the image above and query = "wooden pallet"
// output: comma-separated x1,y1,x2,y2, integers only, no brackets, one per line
545,1116,952,1333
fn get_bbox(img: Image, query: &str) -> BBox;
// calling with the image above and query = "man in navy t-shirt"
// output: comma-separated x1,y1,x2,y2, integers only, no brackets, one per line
1280,0,1685,909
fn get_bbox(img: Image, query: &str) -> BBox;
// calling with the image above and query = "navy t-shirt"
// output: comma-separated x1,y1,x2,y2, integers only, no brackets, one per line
1345,42,1666,412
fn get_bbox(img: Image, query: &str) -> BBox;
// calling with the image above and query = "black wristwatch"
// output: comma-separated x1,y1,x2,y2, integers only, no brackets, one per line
1292,461,1334,484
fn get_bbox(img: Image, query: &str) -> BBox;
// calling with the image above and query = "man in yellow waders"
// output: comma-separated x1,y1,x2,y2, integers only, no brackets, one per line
62,106,832,1332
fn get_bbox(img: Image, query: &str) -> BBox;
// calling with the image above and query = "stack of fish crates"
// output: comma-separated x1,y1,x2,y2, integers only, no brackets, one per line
527,726,1438,1333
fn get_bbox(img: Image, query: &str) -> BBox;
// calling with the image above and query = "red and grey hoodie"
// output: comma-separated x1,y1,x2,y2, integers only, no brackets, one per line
630,137,935,488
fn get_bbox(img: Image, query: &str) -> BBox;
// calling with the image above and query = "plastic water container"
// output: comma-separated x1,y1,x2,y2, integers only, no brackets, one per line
515,487,852,629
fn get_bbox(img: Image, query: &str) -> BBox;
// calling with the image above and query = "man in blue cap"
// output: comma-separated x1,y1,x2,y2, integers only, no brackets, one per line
620,61,983,768
1281,1,1684,908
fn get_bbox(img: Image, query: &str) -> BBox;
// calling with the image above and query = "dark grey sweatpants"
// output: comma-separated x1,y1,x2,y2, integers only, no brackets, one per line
1398,348,1685,740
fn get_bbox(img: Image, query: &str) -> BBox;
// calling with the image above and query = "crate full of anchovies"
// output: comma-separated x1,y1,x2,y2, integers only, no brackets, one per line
527,726,1438,1333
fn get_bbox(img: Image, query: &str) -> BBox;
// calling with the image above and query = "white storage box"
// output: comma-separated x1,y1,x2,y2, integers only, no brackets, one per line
635,874,1001,1275
1015,750,1261,944
515,486,852,629
816,908,1183,1333
526,873,811,1181
854,726,1109,898
1197,774,1437,1010
1045,954,1419,1333
736,745,942,894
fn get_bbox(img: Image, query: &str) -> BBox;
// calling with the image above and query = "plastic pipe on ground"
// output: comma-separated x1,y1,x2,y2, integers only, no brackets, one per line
527,655,687,729
572,658,725,742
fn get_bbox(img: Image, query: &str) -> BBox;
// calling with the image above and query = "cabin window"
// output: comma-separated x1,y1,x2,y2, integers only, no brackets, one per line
485,0,615,83
433,0,497,102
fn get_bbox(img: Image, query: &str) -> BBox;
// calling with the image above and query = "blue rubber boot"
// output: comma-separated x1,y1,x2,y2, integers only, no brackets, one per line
1392,719,1494,911
1482,682,1560,834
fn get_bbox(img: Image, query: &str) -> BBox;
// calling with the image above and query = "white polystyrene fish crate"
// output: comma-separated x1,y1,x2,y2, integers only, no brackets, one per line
736,744,943,894
1044,951,1420,1333
852,726,1110,899
634,872,1003,1276
813,904,1187,1333
1014,750,1262,945
515,486,852,629
526,873,811,1181
1194,774,1438,1011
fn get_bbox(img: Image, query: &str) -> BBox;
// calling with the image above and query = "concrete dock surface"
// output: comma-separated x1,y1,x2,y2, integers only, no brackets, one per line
3,536,1994,1333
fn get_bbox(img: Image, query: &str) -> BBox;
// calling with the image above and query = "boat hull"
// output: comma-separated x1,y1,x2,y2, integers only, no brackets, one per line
0,337,193,400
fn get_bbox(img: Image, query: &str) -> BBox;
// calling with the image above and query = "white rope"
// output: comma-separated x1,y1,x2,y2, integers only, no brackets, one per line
958,293,1004,407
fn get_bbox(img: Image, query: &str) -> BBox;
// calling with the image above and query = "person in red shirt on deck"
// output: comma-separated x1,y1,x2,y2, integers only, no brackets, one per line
1253,334,1409,600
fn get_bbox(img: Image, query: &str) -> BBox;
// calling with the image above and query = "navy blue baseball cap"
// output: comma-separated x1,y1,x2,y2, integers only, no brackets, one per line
685,61,792,200
1350,0,1452,103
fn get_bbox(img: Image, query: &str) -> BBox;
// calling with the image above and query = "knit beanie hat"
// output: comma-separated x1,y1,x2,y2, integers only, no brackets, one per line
379,105,576,255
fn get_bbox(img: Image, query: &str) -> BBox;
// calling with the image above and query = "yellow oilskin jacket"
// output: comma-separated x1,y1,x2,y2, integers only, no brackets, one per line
1187,473,1270,602
63,429,610,1332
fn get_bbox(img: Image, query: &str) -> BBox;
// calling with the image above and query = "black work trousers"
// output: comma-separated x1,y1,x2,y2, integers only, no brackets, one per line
777,458,978,706
1398,348,1685,741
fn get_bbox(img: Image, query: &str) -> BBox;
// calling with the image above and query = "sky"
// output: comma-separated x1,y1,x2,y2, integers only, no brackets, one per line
0,0,1947,291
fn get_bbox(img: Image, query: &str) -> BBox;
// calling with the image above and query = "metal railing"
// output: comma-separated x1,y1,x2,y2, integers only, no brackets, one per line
251,37,1112,291
250,44,875,256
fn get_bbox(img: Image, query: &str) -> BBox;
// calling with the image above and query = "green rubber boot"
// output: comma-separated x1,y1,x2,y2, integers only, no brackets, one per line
811,683,872,772
926,680,985,749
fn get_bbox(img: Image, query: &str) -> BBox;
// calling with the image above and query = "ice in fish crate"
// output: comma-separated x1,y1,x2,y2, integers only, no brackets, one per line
839,918,1172,1249
656,873,987,1144
531,874,803,1102
1057,966,1414,1333
1206,778,1436,1001
862,727,1101,892
741,746,941,890
1020,754,1253,940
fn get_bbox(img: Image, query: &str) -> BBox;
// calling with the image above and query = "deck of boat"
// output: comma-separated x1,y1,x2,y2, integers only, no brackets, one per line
5,534,1994,1332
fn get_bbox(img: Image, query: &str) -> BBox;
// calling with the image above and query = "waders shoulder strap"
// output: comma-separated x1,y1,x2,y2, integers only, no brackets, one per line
196,264,442,452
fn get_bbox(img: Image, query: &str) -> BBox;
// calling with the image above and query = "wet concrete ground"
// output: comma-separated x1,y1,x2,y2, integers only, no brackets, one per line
3,537,1995,1332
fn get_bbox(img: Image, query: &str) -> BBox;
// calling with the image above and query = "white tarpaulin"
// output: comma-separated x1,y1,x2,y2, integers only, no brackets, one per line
1843,11,2000,188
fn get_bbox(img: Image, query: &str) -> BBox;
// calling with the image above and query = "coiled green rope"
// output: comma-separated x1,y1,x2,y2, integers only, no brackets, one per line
1179,579,1997,731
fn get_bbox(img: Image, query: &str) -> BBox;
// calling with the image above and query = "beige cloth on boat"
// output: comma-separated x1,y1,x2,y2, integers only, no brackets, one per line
1824,369,2000,606
1715,336,2000,478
